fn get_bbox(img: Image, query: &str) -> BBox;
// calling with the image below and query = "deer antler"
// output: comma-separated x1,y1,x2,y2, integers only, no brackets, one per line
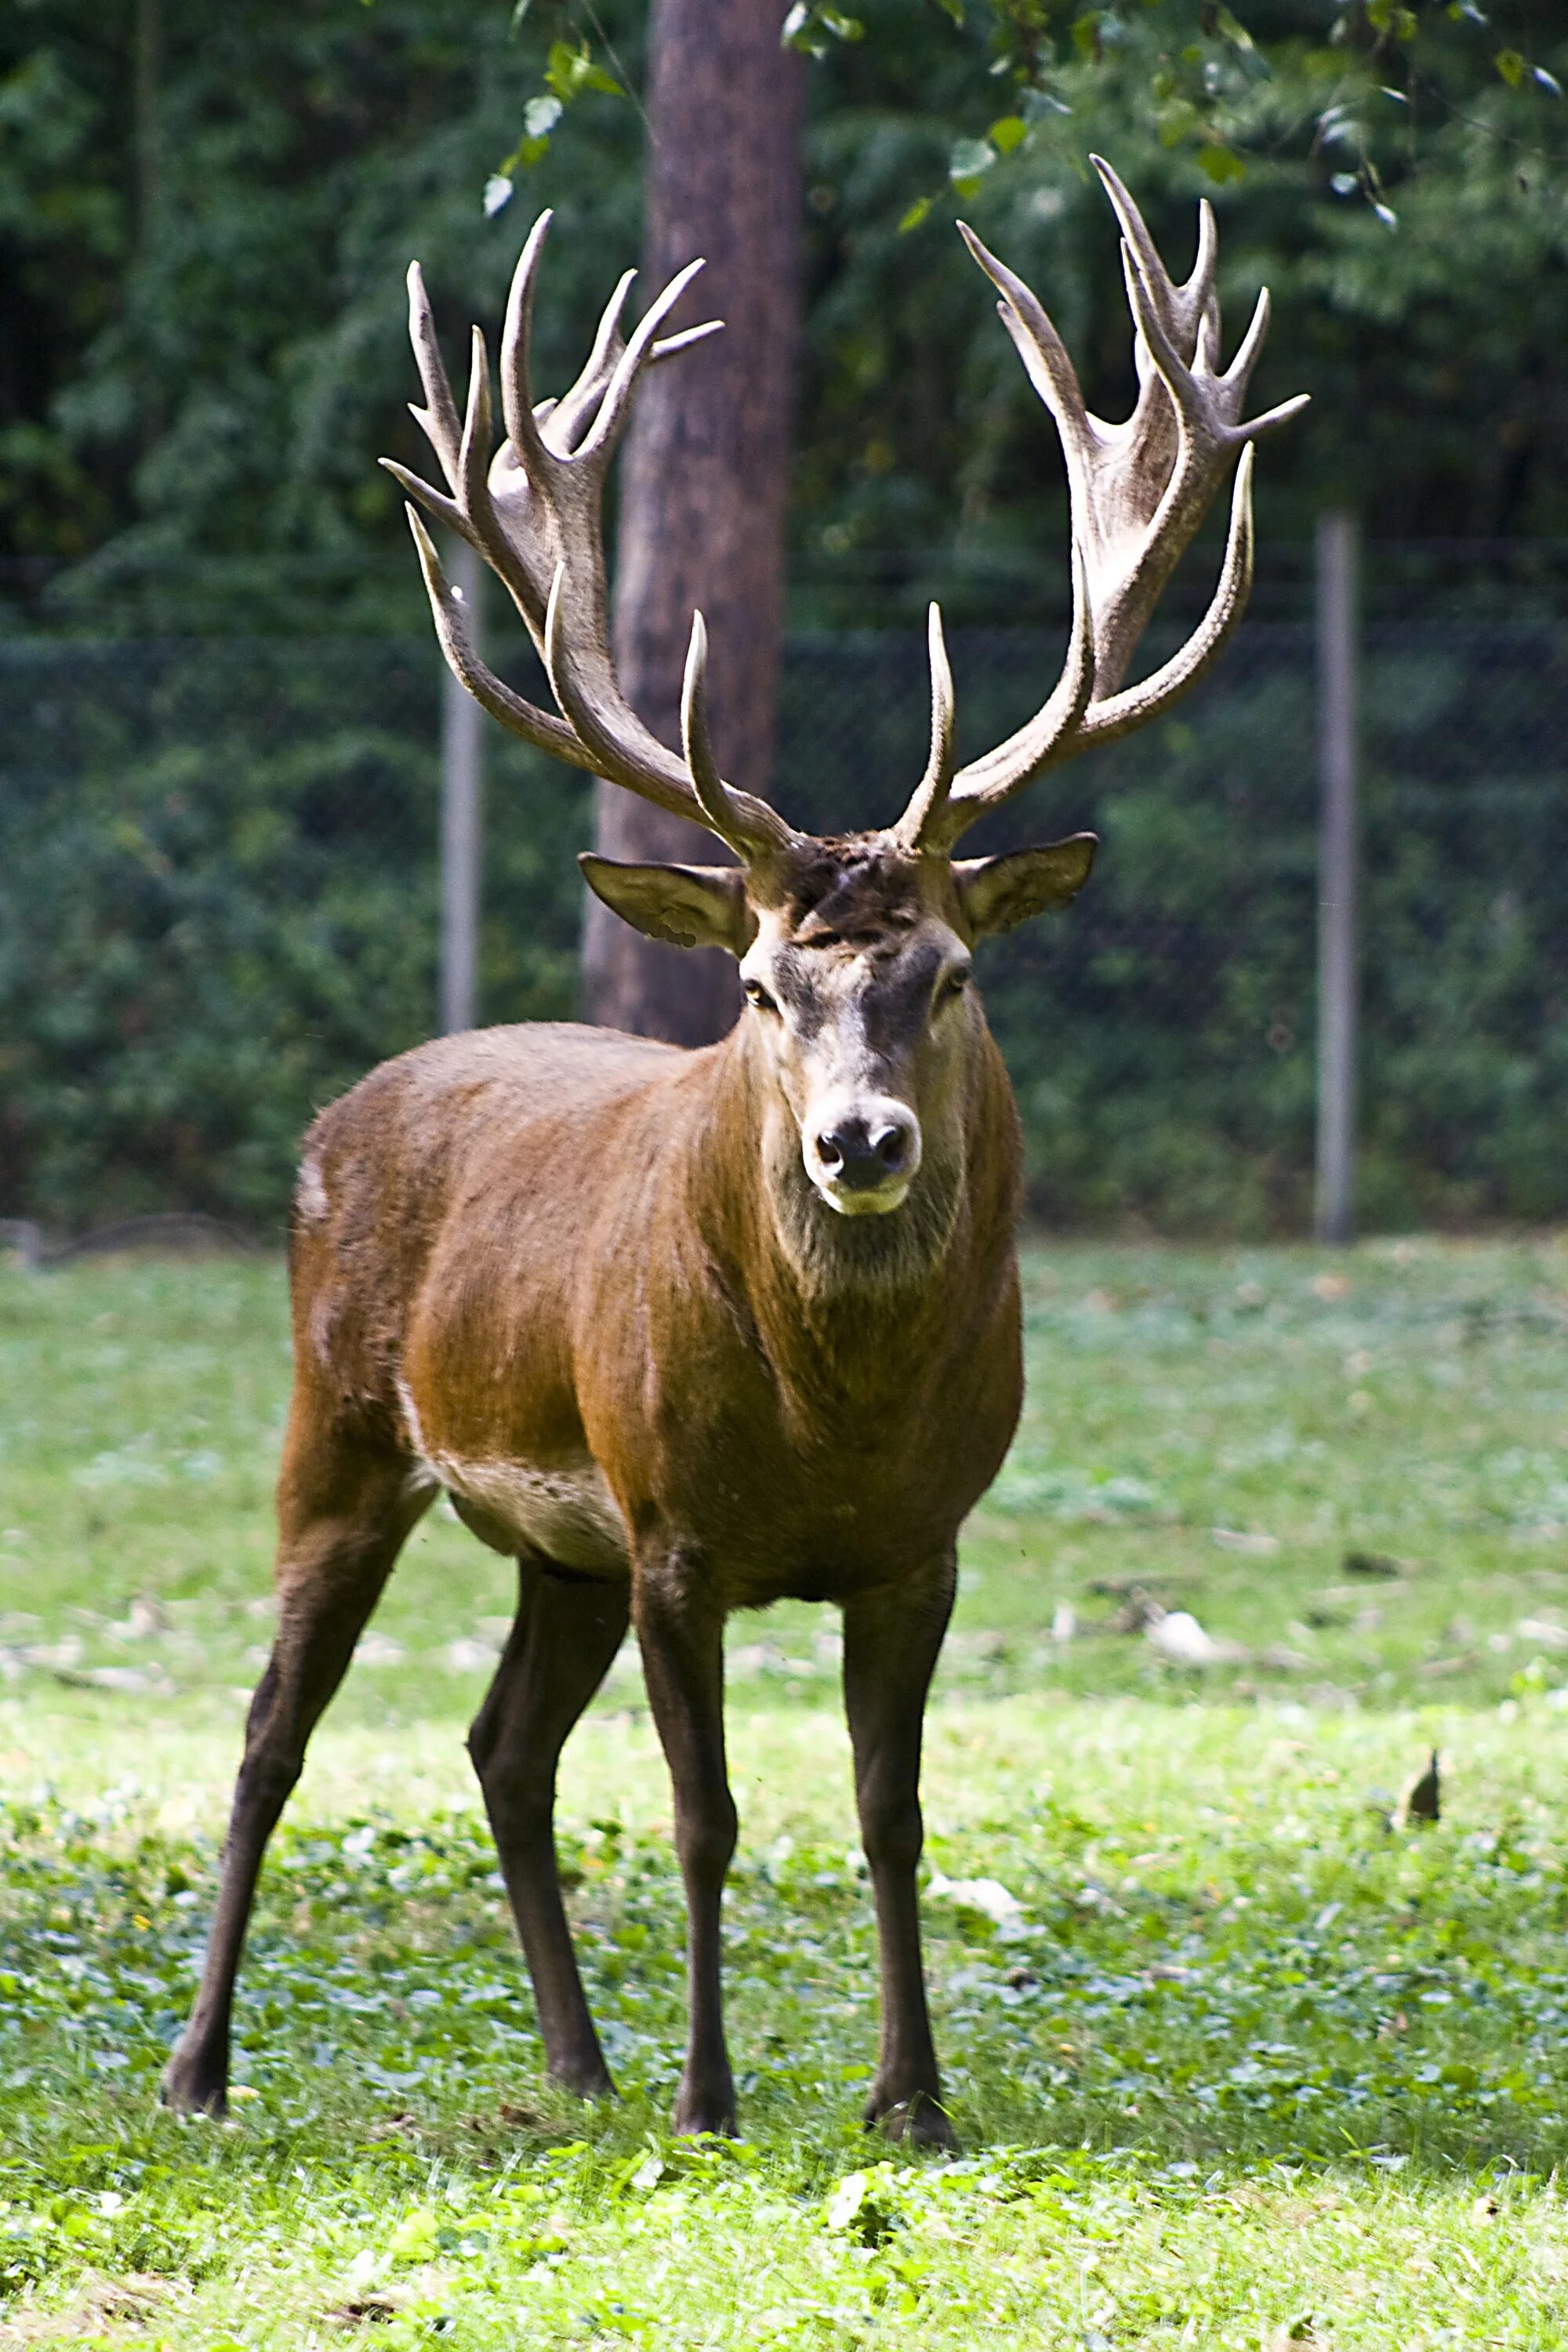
895,158,1308,855
383,213,795,861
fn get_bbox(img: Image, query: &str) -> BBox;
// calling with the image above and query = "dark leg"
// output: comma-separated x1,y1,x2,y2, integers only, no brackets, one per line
841,1553,957,2149
633,1558,735,2136
163,1420,430,2116
466,1557,630,2097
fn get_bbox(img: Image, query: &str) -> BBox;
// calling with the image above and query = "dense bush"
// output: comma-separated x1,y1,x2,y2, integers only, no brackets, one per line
0,639,585,1226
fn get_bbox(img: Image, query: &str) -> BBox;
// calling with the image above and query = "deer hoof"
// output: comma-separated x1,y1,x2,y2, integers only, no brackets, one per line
866,2090,957,2151
549,2059,618,2103
671,2089,737,2139
160,2049,229,2120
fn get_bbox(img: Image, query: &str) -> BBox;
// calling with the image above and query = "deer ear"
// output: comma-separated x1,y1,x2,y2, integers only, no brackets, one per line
579,854,757,956
951,833,1098,938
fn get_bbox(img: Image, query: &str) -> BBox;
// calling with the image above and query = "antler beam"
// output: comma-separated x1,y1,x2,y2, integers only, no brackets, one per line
383,215,795,859
899,158,1308,854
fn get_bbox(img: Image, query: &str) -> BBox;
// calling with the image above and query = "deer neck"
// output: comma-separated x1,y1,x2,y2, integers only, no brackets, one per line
692,1016,1019,1398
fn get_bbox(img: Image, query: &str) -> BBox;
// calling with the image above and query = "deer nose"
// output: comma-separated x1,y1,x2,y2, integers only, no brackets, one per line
815,1110,918,1190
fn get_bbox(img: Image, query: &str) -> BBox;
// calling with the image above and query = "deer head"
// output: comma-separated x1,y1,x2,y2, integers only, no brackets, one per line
385,162,1305,1224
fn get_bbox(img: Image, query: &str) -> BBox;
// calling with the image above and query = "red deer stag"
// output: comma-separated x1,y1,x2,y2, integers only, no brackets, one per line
164,161,1304,2143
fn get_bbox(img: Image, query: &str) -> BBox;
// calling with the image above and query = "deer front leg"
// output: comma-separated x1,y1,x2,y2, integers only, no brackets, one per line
842,1553,957,2150
467,1556,630,2099
633,1556,736,2137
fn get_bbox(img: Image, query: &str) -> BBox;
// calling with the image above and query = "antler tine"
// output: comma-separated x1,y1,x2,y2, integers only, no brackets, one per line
681,612,796,859
891,606,957,854
545,269,637,456
1093,155,1218,365
898,172,1305,844
935,547,1097,826
498,209,557,474
404,506,593,771
957,221,1091,456
543,279,721,460
577,256,710,470
405,262,463,492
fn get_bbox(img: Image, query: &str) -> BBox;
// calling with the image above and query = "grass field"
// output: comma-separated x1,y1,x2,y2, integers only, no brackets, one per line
4,1236,1568,2347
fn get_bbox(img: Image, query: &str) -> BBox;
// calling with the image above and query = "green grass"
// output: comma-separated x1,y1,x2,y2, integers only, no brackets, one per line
4,1237,1568,2347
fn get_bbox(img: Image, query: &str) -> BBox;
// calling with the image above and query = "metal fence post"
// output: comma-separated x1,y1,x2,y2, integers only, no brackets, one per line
1315,509,1359,1244
439,540,484,1035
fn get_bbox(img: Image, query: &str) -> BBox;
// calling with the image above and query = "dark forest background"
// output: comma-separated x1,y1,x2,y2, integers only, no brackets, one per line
3,2,1567,1234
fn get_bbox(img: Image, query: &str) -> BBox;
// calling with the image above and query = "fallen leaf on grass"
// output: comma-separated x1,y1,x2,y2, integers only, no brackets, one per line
19,1639,83,1671
110,1594,169,1640
326,2294,401,2328
441,1637,501,1673
927,1873,1024,1927
1343,1550,1410,1581
5,2273,183,2342
1088,1570,1201,1596
50,1664,174,1693
353,1631,405,1668
1145,1610,1245,1666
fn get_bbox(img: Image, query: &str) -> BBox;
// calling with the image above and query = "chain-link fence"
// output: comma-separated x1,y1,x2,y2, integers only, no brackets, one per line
2,592,1566,1234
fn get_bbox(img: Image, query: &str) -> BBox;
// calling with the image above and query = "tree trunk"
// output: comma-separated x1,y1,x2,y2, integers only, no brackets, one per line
580,0,804,1044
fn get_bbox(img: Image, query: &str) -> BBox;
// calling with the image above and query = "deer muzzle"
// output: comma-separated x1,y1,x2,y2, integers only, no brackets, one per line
804,1098,922,1216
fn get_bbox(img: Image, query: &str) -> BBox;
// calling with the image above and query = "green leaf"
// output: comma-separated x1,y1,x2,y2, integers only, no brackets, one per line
988,114,1028,154
1493,47,1525,86
1072,13,1103,62
388,2206,441,2265
543,38,622,103
949,136,996,184
1196,142,1247,184
781,1,864,48
898,194,935,233
1214,6,1256,51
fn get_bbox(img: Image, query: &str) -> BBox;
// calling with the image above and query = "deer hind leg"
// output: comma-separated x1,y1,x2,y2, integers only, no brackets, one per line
466,1556,630,2099
842,1553,958,2150
162,1417,430,2118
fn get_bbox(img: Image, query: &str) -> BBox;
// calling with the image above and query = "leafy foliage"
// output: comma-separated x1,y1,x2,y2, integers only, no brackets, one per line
0,641,587,1225
4,0,1568,598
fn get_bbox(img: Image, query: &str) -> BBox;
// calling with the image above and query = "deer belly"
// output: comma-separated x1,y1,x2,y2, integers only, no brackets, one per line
437,1454,630,1574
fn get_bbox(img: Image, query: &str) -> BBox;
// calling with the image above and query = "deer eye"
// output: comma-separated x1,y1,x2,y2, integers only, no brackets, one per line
743,978,778,1014
936,966,971,1010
